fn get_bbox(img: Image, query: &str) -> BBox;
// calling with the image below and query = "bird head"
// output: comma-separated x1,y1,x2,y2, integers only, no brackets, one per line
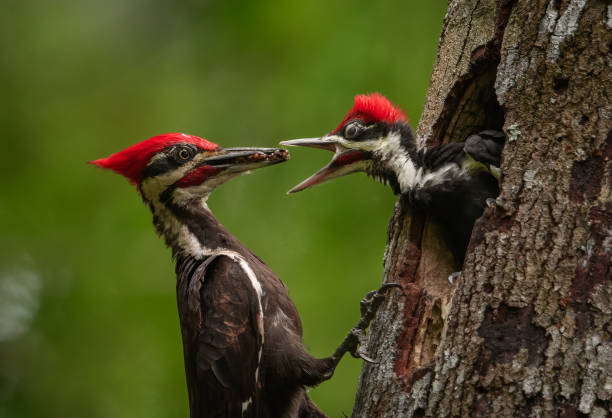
90,133,289,205
280,93,414,194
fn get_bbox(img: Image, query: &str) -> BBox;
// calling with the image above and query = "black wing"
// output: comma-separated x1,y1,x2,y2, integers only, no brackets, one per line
412,136,501,265
419,130,505,171
418,142,466,171
464,130,505,167
177,254,263,418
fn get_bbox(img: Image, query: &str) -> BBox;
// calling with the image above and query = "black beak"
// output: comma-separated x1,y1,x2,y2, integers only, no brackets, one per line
205,147,290,171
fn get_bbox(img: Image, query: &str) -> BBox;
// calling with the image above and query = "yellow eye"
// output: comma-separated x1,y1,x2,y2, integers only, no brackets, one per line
178,149,191,160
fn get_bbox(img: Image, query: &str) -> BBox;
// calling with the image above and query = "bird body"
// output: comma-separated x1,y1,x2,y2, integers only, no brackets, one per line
281,94,505,264
171,208,332,418
91,134,333,417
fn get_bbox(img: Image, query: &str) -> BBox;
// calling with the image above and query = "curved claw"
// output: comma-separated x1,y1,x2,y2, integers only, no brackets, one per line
353,349,376,363
379,282,402,292
330,282,402,368
360,289,378,303
448,271,461,285
348,328,376,363
360,283,402,316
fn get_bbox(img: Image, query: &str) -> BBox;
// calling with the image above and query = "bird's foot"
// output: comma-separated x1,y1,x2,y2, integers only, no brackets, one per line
448,271,461,285
348,328,375,363
359,283,401,320
331,283,401,364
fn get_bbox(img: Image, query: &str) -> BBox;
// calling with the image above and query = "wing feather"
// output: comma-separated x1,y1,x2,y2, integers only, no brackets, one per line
177,254,263,417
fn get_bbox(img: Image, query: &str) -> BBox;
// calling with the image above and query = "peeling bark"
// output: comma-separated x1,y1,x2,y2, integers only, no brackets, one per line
352,0,611,416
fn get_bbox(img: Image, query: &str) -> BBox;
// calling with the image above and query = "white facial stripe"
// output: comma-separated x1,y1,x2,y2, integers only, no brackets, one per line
374,132,419,192
341,139,380,151
140,151,272,258
141,163,190,197
361,130,465,193
169,157,280,204
326,131,419,191
139,151,220,258
171,181,215,204
169,167,257,205
144,194,216,258
140,153,207,200
176,222,214,256
333,133,382,152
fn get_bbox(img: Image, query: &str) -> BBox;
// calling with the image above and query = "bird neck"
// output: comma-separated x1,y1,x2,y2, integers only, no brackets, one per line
146,196,242,260
368,122,419,194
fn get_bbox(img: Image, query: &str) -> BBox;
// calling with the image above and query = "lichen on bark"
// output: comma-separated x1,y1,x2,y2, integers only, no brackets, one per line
352,0,611,416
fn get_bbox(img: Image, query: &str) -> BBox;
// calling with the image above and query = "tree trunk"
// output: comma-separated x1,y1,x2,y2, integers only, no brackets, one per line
353,0,611,416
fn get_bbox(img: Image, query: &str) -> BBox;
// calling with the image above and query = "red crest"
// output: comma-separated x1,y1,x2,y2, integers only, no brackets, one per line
89,133,220,184
333,93,407,133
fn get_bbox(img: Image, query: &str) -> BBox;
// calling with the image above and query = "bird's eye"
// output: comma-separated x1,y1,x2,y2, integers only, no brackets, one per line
177,148,192,161
345,123,362,139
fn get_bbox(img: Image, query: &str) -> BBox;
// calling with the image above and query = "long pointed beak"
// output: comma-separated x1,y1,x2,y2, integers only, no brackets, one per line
279,137,337,151
280,136,368,194
205,147,289,172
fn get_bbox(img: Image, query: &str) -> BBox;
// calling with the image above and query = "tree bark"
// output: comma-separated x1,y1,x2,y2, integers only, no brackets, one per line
353,0,611,416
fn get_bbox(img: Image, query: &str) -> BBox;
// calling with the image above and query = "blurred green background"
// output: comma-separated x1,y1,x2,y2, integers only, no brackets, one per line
0,1,446,417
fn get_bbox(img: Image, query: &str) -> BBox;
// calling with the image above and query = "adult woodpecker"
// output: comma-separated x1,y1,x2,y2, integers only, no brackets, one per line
280,93,504,266
90,133,387,418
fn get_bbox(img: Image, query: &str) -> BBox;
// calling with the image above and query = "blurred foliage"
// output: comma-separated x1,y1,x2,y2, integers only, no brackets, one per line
0,0,446,417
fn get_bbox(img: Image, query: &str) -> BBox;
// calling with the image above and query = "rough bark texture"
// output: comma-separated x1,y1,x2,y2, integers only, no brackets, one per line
353,0,611,416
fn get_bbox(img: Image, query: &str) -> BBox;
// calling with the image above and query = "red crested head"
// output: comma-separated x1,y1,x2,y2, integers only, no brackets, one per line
333,93,407,133
89,133,220,184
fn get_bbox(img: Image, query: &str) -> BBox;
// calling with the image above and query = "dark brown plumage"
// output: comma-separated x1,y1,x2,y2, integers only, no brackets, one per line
92,134,372,418
174,207,333,417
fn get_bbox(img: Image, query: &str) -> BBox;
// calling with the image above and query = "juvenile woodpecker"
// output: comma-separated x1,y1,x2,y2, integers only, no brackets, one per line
281,94,504,265
91,133,386,418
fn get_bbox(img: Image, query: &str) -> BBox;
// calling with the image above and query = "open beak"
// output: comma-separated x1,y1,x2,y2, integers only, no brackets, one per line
205,147,289,173
280,136,368,194
279,137,338,152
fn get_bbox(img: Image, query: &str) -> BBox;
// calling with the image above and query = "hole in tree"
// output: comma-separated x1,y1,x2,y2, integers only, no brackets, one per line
427,55,506,266
554,77,569,93
414,408,426,418
432,60,505,145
